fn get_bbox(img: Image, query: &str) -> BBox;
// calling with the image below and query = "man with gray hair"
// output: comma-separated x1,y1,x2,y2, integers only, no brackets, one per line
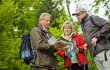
30,13,58,70
72,7,110,70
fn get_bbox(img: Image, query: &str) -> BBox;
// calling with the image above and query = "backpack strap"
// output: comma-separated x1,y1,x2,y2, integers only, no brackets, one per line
36,27,48,38
90,16,100,28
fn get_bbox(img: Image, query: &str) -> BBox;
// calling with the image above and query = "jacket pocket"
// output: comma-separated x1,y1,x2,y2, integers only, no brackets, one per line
40,53,55,68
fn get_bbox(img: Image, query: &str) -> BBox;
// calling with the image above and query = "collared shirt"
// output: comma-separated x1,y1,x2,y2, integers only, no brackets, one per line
43,26,50,38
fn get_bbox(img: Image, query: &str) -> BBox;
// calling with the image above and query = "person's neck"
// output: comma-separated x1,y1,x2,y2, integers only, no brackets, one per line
43,26,47,30
82,14,88,23
65,35,71,40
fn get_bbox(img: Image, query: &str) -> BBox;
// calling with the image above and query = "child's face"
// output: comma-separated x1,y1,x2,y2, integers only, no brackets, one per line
63,24,72,36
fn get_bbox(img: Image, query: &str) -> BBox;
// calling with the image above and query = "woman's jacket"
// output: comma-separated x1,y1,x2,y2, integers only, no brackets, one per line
57,33,88,68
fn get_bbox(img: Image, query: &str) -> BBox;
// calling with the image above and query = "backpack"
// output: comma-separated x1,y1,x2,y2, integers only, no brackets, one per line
19,27,45,65
20,33,36,65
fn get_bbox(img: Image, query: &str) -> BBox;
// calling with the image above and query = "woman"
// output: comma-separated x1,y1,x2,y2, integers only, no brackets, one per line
57,21,89,70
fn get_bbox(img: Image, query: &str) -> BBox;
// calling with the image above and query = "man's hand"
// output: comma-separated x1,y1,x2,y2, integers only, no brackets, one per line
54,41,67,49
91,37,98,47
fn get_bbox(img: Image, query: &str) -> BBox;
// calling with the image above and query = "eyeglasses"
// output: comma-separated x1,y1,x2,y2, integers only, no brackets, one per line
76,12,83,16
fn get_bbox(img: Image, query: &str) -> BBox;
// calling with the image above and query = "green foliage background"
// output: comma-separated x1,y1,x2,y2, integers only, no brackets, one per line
0,0,109,70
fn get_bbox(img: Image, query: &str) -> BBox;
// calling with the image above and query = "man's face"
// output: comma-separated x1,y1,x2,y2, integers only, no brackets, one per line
40,16,51,29
75,11,84,21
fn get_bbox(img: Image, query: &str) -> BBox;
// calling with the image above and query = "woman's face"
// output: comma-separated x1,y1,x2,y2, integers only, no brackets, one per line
63,24,72,36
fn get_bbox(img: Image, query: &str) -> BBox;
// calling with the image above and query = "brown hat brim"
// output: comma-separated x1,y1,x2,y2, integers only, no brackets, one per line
72,13,76,16
72,13,78,16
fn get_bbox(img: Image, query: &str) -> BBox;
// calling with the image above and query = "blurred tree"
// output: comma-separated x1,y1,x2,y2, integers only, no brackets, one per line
0,0,69,70
65,0,73,21
0,0,88,69
93,0,110,20
35,0,69,29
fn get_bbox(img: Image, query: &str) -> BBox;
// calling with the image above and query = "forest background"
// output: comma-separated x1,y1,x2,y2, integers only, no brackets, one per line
0,0,110,70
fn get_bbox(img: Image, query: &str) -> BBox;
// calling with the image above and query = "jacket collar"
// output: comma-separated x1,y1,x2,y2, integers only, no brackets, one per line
61,32,74,41
38,24,49,33
80,14,90,25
